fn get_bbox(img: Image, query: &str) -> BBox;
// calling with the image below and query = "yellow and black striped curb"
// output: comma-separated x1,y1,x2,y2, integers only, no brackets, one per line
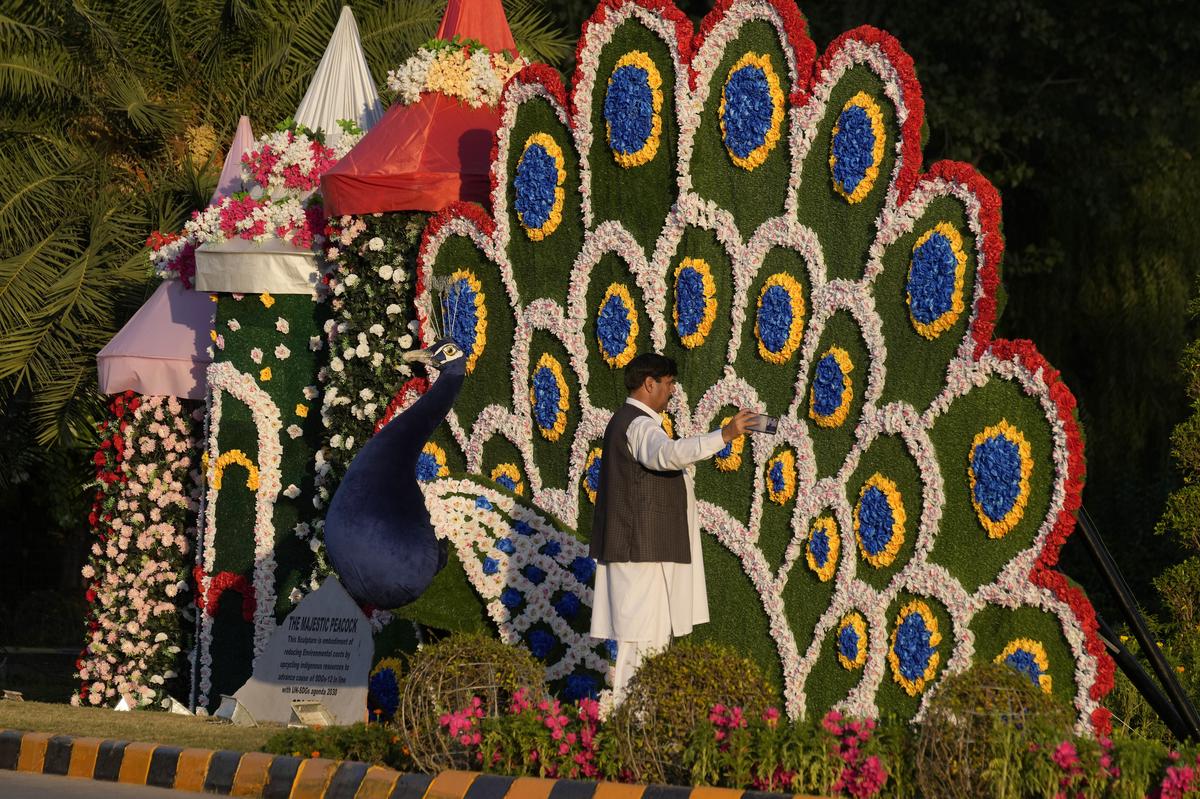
0,729,820,799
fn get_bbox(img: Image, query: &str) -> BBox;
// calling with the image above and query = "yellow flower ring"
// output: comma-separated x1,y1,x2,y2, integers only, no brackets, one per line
212,450,259,491
888,600,942,696
968,419,1033,539
529,353,570,441
806,515,840,582
596,283,640,368
660,412,674,438
996,638,1053,694
854,473,906,568
907,222,967,339
514,132,566,241
490,463,525,496
583,447,603,503
837,611,869,670
416,442,450,483
720,52,785,171
809,346,854,428
830,91,886,204
765,449,797,505
442,269,488,374
755,272,805,364
715,415,745,472
604,51,663,169
673,257,718,349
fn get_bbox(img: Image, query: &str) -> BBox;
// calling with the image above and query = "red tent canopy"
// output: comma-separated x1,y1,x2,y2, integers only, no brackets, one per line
320,0,516,216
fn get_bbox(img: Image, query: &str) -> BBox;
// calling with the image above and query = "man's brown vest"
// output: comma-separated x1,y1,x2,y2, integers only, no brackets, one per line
589,403,690,563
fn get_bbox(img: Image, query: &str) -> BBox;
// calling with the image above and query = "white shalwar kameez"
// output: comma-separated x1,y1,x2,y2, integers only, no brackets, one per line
589,397,727,701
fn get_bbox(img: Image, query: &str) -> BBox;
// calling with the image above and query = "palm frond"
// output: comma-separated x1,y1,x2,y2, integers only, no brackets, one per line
101,72,187,138
0,49,77,102
0,139,93,251
505,0,573,66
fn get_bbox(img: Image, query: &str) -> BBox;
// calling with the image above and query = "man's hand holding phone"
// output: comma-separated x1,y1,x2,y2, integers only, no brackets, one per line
721,409,757,443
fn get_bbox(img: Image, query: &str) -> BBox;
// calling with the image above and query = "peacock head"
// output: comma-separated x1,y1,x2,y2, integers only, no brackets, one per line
402,338,464,369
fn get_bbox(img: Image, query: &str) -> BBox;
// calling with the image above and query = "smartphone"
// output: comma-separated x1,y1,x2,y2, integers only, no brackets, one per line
746,414,779,434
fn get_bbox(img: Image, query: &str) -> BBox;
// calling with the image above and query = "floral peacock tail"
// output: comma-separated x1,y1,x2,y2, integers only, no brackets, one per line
406,0,1113,727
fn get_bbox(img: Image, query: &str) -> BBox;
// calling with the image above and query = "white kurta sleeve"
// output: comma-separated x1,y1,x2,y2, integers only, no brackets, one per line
625,415,727,471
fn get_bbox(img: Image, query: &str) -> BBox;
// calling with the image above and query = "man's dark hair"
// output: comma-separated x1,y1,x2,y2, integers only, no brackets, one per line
624,353,678,391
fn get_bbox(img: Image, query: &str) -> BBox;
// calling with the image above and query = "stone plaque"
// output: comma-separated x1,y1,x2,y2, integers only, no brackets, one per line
233,577,372,725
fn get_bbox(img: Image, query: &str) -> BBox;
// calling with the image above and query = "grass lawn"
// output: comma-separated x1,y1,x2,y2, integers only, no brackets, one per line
0,700,280,752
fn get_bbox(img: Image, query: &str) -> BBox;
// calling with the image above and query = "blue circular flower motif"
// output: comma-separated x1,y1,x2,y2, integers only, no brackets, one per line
720,52,785,171
855,473,906,568
490,462,524,496
673,257,718,348
441,269,487,373
907,222,967,339
765,449,796,505
809,347,854,428
837,612,868,670
830,91,886,203
806,516,840,582
526,628,557,659
529,353,570,441
368,658,403,721
514,133,566,240
755,273,805,364
583,447,603,503
604,51,663,168
996,638,1052,693
969,419,1033,538
888,600,942,696
596,283,640,367
416,442,449,482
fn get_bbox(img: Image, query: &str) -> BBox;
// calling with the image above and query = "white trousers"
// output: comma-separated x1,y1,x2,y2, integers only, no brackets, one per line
612,633,671,705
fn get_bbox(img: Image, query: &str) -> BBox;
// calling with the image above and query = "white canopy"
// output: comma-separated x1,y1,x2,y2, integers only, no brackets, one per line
294,5,383,145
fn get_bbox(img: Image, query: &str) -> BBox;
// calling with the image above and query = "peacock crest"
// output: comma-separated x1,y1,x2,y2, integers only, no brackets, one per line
408,0,1112,729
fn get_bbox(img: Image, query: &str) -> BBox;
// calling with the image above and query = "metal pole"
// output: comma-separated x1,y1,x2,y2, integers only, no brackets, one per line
1094,615,1188,739
1077,506,1200,740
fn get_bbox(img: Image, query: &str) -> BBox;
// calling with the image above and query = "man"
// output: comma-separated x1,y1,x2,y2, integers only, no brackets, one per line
589,352,755,701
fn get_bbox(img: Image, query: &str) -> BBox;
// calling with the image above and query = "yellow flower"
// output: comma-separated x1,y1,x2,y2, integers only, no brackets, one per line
809,346,855,428
596,283,640,368
490,463,524,495
442,270,487,373
968,419,1033,539
996,638,1052,694
830,91,886,204
765,449,797,505
529,353,570,441
754,272,805,364
212,450,259,491
715,416,745,472
259,367,272,382
888,600,941,696
673,257,718,349
606,51,663,168
209,329,217,342
259,291,275,308
295,403,309,418
806,516,840,582
908,222,968,340
854,473,906,568
837,612,868,670
720,52,785,171
517,133,566,241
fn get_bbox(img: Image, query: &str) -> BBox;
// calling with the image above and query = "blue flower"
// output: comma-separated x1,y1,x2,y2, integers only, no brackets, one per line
415,451,440,482
831,104,876,194
858,486,896,557
495,473,518,492
522,564,547,586
972,434,1022,522
837,622,860,663
527,628,557,659
564,672,600,700
554,592,580,619
722,65,774,159
809,527,830,568
597,292,634,361
893,610,936,681
605,639,618,660
769,460,786,494
500,588,523,608
368,667,400,721
756,284,794,355
475,496,493,510
675,265,707,338
482,557,499,575
531,366,562,431
604,65,654,157
442,277,480,361
585,455,602,494
541,540,561,558
512,520,535,536
812,353,847,417
513,142,558,230
908,231,958,325
495,538,516,555
570,556,595,583
1005,648,1045,688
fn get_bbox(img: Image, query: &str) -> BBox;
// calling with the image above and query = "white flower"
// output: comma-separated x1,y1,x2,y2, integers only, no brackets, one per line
303,385,319,400
294,522,311,538
309,336,323,351
371,352,384,367
343,348,355,360
369,323,385,337
309,538,321,553
289,588,304,603
250,348,264,364
330,357,344,372
386,304,401,316
360,388,375,401
283,484,300,499
323,319,335,334
227,319,241,331
274,344,291,360
399,334,413,349
344,436,355,449
355,342,370,358
287,424,303,439
368,237,384,251
275,317,289,334
344,273,359,287
378,264,393,280
330,434,343,448
407,319,420,332
326,247,340,260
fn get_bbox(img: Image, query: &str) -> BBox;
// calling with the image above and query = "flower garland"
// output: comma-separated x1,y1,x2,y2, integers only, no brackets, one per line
837,612,868,670
755,273,805,364
765,449,796,505
969,419,1033,539
514,133,566,240
907,222,967,339
720,52,785,171
596,283,640,367
240,127,353,199
75,393,199,708
385,38,527,109
830,92,886,204
604,50,664,168
809,346,854,428
673,257,718,348
887,600,941,697
530,353,570,441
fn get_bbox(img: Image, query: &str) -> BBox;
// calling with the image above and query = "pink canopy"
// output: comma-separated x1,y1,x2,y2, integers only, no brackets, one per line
210,116,255,204
319,0,516,216
96,279,213,399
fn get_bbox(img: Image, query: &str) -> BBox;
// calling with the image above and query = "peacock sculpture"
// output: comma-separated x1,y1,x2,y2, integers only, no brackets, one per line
399,0,1112,729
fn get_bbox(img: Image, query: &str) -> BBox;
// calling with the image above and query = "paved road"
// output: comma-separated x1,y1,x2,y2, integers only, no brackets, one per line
0,770,209,797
